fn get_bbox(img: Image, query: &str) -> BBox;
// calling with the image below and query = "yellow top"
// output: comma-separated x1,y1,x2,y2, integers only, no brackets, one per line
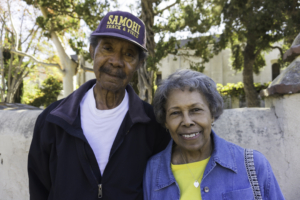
171,157,210,200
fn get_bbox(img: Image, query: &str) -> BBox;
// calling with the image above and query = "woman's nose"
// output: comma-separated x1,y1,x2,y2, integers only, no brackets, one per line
181,113,194,127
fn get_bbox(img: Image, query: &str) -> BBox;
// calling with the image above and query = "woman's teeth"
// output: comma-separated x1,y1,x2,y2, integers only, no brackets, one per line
182,132,200,138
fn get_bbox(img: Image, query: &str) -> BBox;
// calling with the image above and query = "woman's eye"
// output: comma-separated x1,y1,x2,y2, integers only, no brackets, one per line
170,111,179,115
192,108,201,112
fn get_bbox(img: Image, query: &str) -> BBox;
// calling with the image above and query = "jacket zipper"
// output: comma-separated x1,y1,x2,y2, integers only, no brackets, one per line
79,140,103,199
98,184,102,198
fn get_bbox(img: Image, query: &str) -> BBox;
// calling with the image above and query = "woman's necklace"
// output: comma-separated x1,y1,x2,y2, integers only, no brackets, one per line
179,149,202,188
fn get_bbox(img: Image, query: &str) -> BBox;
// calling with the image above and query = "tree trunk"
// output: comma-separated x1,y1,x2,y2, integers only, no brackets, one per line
6,53,14,102
0,31,4,102
139,0,156,104
49,32,77,97
40,7,77,97
243,43,260,107
137,63,153,103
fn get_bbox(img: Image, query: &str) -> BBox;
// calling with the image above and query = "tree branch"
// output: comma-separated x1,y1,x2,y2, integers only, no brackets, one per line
0,17,6,102
154,2,177,15
81,66,93,73
10,49,65,74
269,45,284,59
24,28,40,53
21,25,38,46
7,0,19,49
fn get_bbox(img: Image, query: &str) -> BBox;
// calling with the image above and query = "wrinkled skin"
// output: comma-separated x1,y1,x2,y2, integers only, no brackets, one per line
89,37,143,110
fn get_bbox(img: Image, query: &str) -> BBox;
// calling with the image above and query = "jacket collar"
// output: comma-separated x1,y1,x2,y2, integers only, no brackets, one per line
48,79,150,127
155,130,237,191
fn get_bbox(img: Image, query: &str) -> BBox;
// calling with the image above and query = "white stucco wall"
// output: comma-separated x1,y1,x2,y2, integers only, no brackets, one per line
0,93,298,200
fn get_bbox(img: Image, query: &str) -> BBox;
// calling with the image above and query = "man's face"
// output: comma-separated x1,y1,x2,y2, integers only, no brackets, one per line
90,37,142,92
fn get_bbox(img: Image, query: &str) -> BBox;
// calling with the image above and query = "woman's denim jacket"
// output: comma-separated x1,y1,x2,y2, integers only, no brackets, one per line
143,130,285,200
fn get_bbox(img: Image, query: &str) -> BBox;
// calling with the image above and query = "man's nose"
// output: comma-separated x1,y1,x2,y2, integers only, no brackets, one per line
109,52,124,68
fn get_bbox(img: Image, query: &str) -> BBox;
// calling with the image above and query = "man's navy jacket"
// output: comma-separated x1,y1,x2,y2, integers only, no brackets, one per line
28,79,170,200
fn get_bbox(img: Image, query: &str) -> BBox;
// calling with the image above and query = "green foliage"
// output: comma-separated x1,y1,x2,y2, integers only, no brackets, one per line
147,36,179,72
189,62,205,73
26,0,109,32
253,53,266,75
178,0,300,73
24,0,110,56
25,76,62,108
217,82,270,97
231,44,244,71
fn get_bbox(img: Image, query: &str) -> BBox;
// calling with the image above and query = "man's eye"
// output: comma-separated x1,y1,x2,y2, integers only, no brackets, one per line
103,46,111,51
125,52,133,57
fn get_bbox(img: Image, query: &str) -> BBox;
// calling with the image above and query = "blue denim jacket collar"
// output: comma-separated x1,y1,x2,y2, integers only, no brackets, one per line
154,130,238,191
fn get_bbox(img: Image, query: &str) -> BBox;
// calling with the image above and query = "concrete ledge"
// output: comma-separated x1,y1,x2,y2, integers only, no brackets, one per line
0,106,299,199
0,110,41,200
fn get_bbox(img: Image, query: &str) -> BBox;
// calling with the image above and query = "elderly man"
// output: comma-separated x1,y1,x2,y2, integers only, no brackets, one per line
28,11,170,200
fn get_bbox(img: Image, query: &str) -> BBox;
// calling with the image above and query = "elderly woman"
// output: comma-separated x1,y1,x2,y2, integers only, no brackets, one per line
143,69,284,200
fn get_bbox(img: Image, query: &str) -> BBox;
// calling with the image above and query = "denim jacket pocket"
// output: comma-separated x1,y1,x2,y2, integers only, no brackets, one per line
222,187,254,200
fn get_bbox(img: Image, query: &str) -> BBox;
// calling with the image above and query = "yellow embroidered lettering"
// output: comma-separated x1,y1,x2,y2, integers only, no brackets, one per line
127,29,139,38
107,15,113,24
132,22,139,33
126,19,132,28
112,15,119,25
119,16,127,26
137,24,141,33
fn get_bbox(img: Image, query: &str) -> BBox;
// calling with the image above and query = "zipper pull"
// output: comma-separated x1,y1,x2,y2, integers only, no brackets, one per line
98,184,102,198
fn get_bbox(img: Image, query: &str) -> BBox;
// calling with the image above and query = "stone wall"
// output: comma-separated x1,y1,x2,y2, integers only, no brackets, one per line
0,94,299,199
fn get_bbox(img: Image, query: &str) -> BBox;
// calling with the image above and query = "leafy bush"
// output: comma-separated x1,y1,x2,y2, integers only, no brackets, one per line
217,82,270,98
25,76,63,108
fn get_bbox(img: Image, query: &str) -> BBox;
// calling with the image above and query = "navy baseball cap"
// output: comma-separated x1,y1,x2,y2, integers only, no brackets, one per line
91,11,147,52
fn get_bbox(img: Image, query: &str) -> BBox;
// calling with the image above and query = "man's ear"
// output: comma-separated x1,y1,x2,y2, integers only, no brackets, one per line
164,123,169,130
89,45,94,60
137,59,145,70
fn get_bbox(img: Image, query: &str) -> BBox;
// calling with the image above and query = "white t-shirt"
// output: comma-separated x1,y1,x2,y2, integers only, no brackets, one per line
80,85,129,175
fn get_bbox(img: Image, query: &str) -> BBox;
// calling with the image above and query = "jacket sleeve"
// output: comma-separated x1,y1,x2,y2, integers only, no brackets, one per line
28,114,53,200
143,156,156,200
253,150,285,200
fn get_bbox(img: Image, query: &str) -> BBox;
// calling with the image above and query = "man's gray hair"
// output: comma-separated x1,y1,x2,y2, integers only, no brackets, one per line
153,69,224,126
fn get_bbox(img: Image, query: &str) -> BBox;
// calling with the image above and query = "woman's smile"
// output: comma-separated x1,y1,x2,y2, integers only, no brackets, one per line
164,88,214,154
180,131,201,139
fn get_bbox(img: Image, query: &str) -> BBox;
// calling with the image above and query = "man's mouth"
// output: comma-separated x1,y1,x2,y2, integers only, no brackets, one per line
99,66,126,79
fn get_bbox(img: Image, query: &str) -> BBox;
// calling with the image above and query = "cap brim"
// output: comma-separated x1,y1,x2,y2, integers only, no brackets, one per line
91,32,148,52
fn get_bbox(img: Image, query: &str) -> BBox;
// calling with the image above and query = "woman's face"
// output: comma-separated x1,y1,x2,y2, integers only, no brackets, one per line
164,88,214,153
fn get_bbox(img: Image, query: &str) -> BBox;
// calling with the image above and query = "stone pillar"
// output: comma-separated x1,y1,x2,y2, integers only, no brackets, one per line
231,96,240,108
260,42,300,199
